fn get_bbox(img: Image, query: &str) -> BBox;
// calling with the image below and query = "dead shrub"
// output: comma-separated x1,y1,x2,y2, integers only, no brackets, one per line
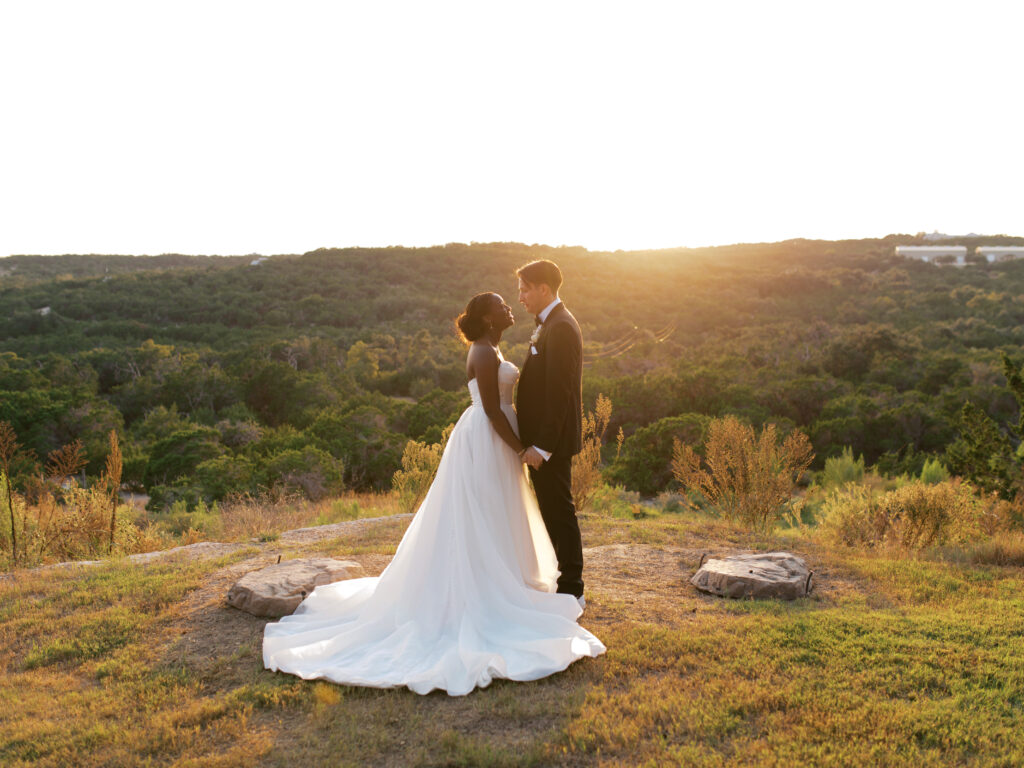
817,478,1008,551
671,415,814,530
572,394,613,513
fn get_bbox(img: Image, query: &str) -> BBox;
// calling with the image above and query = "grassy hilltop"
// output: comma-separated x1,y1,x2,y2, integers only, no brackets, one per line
3,237,1024,765
3,501,1024,767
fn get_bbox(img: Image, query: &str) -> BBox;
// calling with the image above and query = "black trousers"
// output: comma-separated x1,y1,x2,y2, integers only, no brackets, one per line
529,453,584,597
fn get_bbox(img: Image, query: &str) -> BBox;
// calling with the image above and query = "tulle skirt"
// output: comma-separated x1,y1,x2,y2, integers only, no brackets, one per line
262,401,605,696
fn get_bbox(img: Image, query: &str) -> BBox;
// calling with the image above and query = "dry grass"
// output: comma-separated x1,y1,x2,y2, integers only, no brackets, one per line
220,490,408,544
3,491,1024,766
934,529,1024,567
816,478,1015,551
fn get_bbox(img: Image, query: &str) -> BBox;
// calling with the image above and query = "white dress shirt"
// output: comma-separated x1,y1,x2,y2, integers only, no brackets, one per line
537,298,561,324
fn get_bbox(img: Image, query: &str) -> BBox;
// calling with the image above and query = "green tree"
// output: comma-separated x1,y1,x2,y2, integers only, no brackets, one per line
606,414,710,495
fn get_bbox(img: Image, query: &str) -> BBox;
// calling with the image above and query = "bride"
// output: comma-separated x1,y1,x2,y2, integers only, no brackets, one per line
262,292,605,696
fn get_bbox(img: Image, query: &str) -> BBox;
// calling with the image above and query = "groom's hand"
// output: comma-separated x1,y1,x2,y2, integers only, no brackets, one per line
522,447,545,469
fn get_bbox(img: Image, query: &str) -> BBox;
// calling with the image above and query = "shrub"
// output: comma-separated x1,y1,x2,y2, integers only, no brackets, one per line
606,413,710,496
156,498,224,539
818,446,865,489
671,415,814,531
146,483,203,513
308,405,406,490
919,457,950,485
142,426,224,488
391,424,454,514
263,447,344,501
572,394,612,513
817,478,1006,550
194,454,258,500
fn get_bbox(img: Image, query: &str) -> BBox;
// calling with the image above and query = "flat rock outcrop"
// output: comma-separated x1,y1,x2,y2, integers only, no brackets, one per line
227,558,363,617
690,551,812,600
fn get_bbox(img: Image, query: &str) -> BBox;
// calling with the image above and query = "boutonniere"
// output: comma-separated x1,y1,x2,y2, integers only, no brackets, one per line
529,324,542,354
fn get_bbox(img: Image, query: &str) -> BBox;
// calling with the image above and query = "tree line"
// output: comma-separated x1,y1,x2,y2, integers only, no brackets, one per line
1,236,1023,509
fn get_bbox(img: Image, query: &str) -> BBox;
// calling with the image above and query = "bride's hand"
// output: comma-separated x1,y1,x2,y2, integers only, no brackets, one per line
521,446,545,469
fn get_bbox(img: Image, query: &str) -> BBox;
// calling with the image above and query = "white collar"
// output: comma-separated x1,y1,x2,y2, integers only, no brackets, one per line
538,298,561,323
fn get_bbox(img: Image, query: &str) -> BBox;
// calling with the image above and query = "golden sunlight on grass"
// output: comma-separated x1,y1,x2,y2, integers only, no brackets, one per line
2,494,1024,767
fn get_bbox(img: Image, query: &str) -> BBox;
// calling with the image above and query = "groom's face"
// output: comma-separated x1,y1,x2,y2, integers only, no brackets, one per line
518,278,550,316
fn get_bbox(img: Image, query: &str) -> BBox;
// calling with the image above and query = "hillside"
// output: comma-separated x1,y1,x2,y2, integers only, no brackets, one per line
2,237,1024,507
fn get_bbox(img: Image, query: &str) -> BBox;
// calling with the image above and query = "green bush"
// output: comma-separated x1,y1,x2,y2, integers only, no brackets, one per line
818,446,865,489
155,498,223,538
195,455,258,500
392,425,453,514
147,483,203,513
263,447,344,501
142,426,224,487
919,457,950,485
605,413,710,496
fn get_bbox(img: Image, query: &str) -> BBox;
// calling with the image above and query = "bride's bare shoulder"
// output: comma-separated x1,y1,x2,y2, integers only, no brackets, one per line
466,341,499,379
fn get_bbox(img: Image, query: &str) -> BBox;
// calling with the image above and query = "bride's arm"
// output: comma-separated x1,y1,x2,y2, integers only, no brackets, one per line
468,344,526,456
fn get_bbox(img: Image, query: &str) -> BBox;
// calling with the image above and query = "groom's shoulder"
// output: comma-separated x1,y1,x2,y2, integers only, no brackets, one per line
554,303,581,332
547,306,582,343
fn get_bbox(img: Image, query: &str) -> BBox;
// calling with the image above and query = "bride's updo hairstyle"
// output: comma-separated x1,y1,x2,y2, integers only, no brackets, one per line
455,292,495,344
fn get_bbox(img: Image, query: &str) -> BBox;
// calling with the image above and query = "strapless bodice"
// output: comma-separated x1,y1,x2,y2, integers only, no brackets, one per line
468,360,519,407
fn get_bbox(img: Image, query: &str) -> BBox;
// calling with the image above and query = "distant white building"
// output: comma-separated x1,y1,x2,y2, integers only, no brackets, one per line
895,245,969,265
249,257,268,266
920,231,983,241
976,246,1024,263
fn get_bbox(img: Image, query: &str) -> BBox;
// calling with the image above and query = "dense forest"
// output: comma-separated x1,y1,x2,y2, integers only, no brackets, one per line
2,235,1024,509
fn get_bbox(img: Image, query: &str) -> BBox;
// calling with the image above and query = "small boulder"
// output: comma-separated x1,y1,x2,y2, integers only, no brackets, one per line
227,558,363,617
690,552,812,600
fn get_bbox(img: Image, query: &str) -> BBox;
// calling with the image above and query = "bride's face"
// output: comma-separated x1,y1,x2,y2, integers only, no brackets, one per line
486,294,515,331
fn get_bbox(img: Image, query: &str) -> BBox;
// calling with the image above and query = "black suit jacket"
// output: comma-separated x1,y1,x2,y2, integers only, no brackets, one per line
516,302,583,457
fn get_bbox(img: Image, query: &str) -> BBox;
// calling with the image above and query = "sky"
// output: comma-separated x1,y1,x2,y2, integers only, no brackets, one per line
1,1,1022,257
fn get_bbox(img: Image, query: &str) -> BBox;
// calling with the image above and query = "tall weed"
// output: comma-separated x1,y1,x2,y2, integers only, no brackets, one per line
572,394,613,513
671,415,814,531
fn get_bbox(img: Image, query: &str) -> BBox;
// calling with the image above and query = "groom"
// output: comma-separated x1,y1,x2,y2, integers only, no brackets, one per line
515,259,586,607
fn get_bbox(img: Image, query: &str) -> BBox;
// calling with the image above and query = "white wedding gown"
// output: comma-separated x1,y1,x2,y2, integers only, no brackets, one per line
263,360,605,696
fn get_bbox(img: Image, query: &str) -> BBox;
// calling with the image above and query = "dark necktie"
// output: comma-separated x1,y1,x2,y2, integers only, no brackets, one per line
534,316,542,326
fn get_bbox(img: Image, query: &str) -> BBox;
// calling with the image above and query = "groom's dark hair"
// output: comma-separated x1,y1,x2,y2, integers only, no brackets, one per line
516,260,562,294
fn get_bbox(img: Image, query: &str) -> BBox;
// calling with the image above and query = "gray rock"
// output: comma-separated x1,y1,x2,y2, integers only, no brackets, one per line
690,551,812,600
227,558,363,617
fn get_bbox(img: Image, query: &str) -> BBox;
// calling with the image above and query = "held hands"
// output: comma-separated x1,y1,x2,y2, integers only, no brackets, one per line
519,446,545,470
